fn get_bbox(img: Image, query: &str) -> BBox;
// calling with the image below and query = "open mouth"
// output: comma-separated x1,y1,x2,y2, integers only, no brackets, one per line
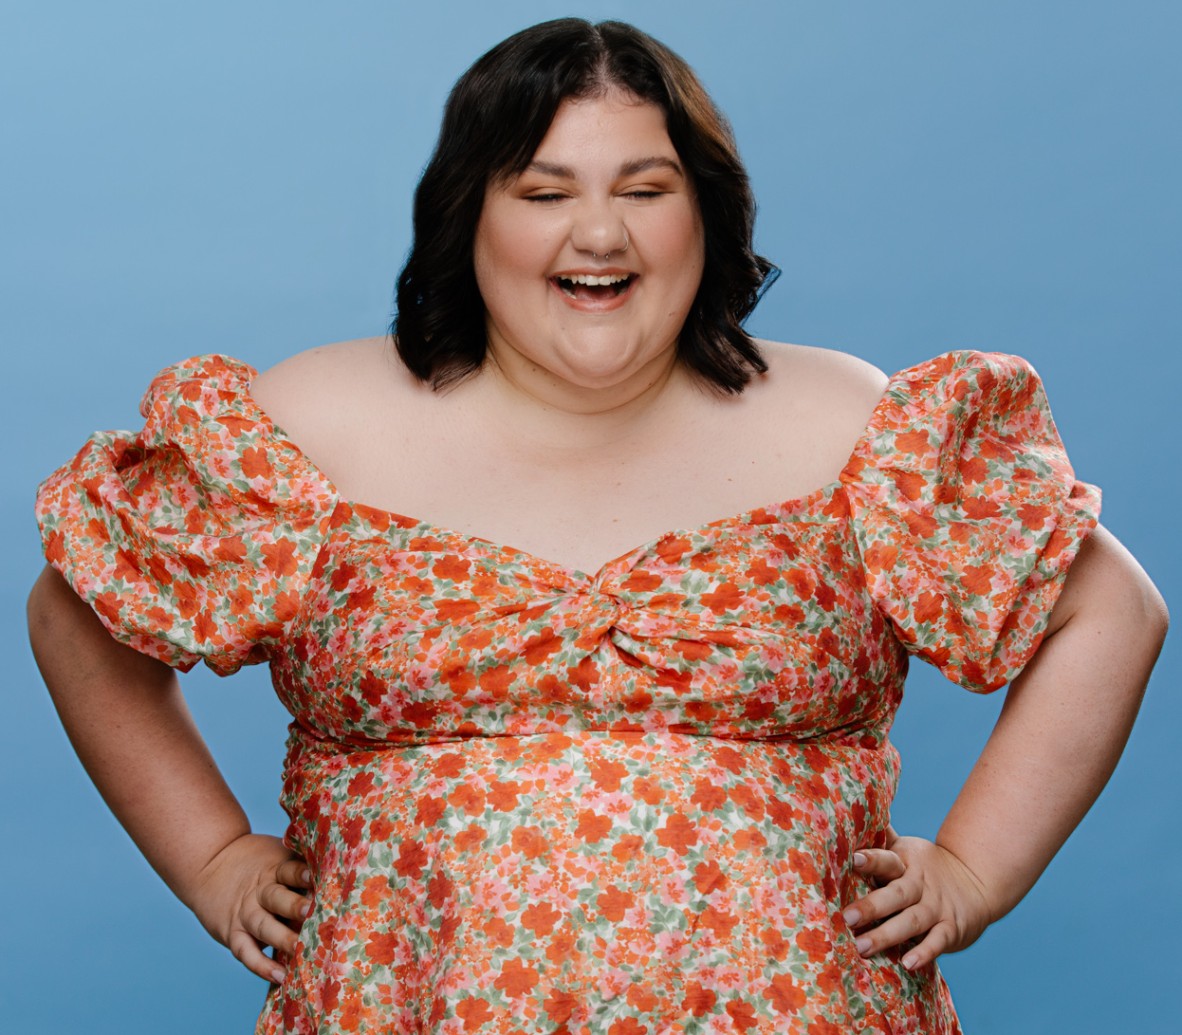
552,273,636,301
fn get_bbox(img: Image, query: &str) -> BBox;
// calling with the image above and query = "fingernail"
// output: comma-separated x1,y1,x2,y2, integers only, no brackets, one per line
271,967,286,984
853,852,867,868
855,937,872,955
902,953,918,970
300,901,312,918
301,868,312,885
842,908,861,926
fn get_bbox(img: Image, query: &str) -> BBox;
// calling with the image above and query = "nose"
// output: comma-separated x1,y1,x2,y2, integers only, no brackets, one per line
569,198,629,260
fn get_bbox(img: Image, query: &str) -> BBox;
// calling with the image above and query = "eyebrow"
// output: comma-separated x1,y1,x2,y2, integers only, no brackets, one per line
525,156,685,179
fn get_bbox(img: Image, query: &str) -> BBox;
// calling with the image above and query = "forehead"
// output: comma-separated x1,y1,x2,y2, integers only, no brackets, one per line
527,91,679,170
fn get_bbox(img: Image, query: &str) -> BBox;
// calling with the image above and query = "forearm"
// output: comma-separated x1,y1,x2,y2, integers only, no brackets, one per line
27,564,250,910
936,527,1167,920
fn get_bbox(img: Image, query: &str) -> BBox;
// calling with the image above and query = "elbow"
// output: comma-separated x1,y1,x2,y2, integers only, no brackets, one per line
1142,578,1169,649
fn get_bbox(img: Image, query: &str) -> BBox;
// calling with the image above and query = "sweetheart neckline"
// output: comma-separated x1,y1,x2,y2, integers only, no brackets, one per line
333,477,849,583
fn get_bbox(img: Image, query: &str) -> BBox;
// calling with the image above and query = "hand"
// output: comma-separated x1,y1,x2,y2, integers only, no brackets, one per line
843,833,994,970
186,833,312,983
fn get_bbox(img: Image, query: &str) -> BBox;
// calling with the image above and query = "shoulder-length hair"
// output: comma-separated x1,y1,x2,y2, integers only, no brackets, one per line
393,18,776,393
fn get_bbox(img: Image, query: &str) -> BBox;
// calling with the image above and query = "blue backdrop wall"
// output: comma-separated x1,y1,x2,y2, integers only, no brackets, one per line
3,2,1178,1031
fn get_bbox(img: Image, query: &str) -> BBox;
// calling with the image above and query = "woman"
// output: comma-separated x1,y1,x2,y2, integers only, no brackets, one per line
29,18,1165,1034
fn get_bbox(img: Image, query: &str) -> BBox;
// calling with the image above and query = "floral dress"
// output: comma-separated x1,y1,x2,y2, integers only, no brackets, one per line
36,350,1099,1034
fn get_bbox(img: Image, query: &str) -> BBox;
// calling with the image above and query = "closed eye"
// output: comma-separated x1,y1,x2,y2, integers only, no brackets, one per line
523,193,568,203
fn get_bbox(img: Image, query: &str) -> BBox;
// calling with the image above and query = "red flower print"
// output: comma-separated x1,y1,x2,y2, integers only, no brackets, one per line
914,591,944,624
511,825,548,860
588,759,628,792
693,859,727,895
520,901,561,935
794,926,830,960
963,496,1001,520
478,664,512,695
456,997,495,1031
959,564,994,596
608,1020,648,1035
626,984,659,1011
655,813,698,856
434,597,479,623
432,555,471,581
690,778,727,812
360,875,388,908
240,446,273,480
364,930,400,967
622,570,664,592
487,780,523,812
347,771,376,797
894,429,931,455
682,981,717,1016
393,840,427,880
611,835,643,862
493,958,540,998
482,916,515,948
261,537,299,576
596,884,634,922
574,810,612,843
891,470,927,501
862,541,899,572
960,455,989,482
454,825,486,853
725,1001,760,1031
700,904,739,939
767,973,806,1013
701,581,743,613
523,629,564,664
544,990,578,1023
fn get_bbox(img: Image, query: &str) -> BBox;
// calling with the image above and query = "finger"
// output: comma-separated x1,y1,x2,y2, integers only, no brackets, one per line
275,858,312,891
259,880,312,924
852,848,906,883
228,929,287,984
843,871,920,928
248,907,303,959
900,919,958,970
852,903,934,957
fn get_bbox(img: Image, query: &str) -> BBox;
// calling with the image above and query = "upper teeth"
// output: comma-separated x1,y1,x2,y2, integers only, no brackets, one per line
559,274,630,286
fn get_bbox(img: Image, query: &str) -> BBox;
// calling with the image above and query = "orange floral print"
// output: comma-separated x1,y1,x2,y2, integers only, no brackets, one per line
35,351,1099,1033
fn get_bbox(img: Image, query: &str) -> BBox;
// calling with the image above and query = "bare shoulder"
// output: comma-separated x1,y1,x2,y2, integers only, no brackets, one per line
250,336,413,448
753,339,888,425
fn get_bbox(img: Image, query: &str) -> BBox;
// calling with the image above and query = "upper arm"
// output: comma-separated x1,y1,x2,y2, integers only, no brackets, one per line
1041,524,1168,642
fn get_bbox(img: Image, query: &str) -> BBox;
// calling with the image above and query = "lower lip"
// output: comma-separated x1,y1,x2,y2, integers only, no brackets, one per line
549,276,638,313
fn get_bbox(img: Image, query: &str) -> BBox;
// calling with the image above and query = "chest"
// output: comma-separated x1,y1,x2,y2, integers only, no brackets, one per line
326,408,845,576
272,501,907,747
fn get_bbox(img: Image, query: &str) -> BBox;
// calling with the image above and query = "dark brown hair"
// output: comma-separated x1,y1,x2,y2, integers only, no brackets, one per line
393,18,776,392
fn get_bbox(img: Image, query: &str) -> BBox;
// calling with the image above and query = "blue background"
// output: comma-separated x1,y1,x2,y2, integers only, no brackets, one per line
3,2,1178,1031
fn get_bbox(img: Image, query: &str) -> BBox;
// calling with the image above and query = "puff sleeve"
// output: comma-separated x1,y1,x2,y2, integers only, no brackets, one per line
842,351,1101,692
35,355,339,675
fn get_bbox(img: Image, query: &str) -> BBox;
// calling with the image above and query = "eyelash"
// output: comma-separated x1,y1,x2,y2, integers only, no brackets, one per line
523,190,665,203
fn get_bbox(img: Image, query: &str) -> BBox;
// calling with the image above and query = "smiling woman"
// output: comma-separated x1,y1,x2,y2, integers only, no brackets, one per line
474,93,704,393
27,15,1165,1035
395,19,773,395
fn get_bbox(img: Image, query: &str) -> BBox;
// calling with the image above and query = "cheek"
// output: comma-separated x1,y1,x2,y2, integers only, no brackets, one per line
475,211,556,292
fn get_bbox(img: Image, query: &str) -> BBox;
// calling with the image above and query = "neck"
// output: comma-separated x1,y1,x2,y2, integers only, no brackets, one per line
466,344,696,455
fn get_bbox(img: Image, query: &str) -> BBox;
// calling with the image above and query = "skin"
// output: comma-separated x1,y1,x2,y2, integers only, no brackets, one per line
28,90,1167,986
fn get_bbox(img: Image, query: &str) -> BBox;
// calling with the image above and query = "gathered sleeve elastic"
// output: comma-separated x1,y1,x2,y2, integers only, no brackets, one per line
35,355,339,675
841,351,1101,692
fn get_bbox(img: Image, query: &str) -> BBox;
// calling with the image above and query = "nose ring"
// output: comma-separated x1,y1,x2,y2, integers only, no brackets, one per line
592,229,630,262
